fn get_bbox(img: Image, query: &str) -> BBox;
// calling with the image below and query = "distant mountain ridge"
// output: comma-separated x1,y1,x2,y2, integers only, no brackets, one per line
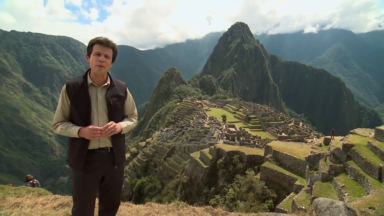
257,29,384,119
111,33,220,105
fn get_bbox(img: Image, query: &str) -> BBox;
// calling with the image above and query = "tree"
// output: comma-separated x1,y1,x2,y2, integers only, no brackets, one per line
222,114,227,123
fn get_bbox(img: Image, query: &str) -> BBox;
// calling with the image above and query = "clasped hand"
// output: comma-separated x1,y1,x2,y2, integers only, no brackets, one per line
78,121,122,140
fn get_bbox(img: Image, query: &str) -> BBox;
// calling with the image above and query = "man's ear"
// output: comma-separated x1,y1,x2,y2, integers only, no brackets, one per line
85,53,90,63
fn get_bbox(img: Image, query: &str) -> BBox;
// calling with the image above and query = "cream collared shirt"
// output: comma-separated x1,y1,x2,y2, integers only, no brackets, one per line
52,73,138,149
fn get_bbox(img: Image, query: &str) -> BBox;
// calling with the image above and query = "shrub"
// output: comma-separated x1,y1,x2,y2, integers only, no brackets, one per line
132,176,162,204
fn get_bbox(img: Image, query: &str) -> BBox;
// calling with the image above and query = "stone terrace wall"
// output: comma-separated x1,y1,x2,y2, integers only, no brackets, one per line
260,163,298,194
272,150,307,177
213,147,264,168
375,126,384,142
348,148,382,181
367,141,384,161
346,163,372,194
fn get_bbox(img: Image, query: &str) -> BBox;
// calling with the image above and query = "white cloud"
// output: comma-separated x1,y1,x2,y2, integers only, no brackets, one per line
65,0,82,7
0,0,383,49
82,7,99,21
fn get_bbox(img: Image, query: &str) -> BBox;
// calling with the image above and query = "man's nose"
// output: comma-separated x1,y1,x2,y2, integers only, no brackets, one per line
98,55,106,61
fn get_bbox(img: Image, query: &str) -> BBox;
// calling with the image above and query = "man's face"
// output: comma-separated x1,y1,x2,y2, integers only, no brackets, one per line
86,44,113,75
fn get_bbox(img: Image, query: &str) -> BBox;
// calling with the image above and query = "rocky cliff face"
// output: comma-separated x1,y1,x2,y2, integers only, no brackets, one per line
200,22,284,111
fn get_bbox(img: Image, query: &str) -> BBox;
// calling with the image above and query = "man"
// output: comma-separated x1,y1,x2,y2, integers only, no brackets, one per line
53,37,138,216
25,174,40,187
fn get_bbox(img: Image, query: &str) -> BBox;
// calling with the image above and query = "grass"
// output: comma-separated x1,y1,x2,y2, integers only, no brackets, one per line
345,134,370,146
262,161,305,185
216,144,264,156
312,181,339,200
347,160,382,190
190,152,208,168
0,185,51,199
334,173,365,202
224,104,238,112
201,148,212,160
351,128,375,137
352,187,384,215
277,192,295,212
319,159,328,173
0,185,265,216
352,145,384,166
268,141,311,160
293,190,311,210
330,137,343,148
369,139,384,152
206,107,238,123
206,107,276,140
250,130,276,140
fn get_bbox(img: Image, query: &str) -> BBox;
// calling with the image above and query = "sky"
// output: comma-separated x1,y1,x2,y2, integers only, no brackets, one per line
0,0,383,50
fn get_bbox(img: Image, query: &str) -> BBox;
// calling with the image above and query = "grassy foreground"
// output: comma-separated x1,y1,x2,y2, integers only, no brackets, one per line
0,185,291,216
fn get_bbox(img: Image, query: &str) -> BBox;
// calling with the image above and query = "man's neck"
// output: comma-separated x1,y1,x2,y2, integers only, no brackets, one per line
89,70,108,86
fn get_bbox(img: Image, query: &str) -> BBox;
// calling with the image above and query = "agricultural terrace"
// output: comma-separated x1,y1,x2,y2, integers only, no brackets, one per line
346,134,384,167
268,141,311,160
216,143,264,156
206,107,275,139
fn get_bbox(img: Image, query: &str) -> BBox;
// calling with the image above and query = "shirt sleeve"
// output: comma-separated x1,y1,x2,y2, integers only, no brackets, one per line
52,85,81,138
118,88,138,134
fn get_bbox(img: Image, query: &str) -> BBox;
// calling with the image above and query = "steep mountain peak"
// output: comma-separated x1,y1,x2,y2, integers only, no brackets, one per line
225,22,255,42
137,67,187,131
201,22,284,110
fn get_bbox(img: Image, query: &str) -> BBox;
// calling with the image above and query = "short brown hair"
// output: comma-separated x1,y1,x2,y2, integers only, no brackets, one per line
87,37,118,63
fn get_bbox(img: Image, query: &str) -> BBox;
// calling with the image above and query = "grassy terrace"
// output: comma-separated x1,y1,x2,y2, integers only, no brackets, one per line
207,107,239,123
335,173,365,202
191,152,208,168
277,192,295,212
224,104,238,112
201,148,212,160
251,130,275,140
347,160,382,189
319,158,328,174
331,137,343,148
345,134,371,146
352,145,384,167
216,143,264,156
347,132,384,149
268,141,311,160
353,188,384,215
370,139,384,152
293,190,311,209
262,161,305,185
312,181,339,200
206,107,275,139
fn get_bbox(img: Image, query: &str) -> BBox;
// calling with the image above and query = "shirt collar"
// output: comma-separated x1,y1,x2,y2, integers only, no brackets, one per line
87,70,110,87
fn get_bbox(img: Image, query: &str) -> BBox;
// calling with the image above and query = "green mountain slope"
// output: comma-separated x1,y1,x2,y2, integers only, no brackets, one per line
0,30,87,193
270,56,381,134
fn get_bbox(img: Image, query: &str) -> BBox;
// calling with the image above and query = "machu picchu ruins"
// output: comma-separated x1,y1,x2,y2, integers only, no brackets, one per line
121,97,384,215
